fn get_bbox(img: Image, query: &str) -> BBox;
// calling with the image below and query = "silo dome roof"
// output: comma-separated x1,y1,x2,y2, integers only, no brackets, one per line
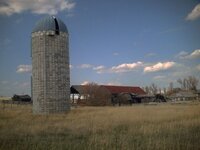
32,16,68,33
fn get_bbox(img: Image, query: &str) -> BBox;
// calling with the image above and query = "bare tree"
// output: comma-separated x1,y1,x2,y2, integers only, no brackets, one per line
177,76,199,91
83,82,99,101
163,87,167,95
149,83,158,95
177,78,188,90
158,88,162,94
168,82,173,93
188,76,199,91
183,78,188,90
143,86,150,94
83,82,111,106
177,78,183,89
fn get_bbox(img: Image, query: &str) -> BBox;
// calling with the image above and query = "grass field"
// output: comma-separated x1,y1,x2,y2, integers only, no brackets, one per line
0,97,11,101
0,102,200,150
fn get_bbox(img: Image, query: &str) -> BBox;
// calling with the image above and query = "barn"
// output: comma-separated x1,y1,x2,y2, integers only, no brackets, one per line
12,94,32,102
71,85,146,106
169,90,197,101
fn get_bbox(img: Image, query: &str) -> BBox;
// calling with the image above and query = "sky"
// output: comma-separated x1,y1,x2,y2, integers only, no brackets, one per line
0,0,200,96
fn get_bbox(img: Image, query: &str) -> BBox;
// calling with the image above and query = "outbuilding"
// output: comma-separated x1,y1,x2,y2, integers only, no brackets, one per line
70,85,146,105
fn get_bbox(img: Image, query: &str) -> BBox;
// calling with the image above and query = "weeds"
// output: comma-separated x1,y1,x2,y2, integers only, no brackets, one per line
0,103,200,150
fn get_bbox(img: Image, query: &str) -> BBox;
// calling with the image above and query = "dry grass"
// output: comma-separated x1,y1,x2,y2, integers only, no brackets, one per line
0,102,200,150
0,97,11,101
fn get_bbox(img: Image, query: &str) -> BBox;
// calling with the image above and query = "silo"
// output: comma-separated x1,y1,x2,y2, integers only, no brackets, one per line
31,16,70,114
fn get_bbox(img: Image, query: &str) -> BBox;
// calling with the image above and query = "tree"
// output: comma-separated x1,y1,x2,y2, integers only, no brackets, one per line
149,83,158,95
163,87,167,95
177,79,183,89
143,86,150,94
177,76,199,91
168,82,173,93
158,88,162,94
83,82,111,106
187,76,199,91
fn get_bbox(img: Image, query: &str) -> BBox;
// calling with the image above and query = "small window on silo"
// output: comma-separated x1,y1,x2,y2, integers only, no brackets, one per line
54,18,60,35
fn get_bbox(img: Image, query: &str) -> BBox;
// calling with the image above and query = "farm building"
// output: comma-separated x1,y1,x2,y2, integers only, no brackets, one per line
71,85,148,106
12,94,32,102
196,90,200,100
169,90,197,101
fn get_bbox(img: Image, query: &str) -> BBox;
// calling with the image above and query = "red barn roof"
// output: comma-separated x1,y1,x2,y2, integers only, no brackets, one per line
101,85,146,95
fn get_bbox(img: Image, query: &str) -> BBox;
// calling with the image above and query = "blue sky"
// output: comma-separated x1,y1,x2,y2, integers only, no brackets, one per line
0,0,200,96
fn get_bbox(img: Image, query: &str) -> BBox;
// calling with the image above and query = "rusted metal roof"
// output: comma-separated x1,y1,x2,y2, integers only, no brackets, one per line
101,85,146,95
71,85,146,95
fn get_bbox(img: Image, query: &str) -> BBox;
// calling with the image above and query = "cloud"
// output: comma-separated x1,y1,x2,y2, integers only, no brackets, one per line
113,52,119,56
81,81,90,85
187,49,200,59
0,0,76,16
110,61,143,73
153,75,166,80
78,64,93,69
16,65,32,73
81,81,121,86
178,49,200,59
106,82,121,86
145,53,157,57
176,51,189,59
91,62,143,74
144,61,175,73
186,4,200,21
93,65,106,74
69,64,73,69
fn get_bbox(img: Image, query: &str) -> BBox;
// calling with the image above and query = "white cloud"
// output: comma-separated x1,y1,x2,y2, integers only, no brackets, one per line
113,52,119,56
153,75,166,80
0,0,76,16
110,61,143,73
16,65,32,73
69,64,73,69
80,81,121,86
176,51,189,59
145,53,156,57
93,65,106,74
186,4,200,21
187,49,200,59
81,81,90,85
91,62,143,74
106,82,121,86
78,64,93,69
179,49,200,59
144,62,175,73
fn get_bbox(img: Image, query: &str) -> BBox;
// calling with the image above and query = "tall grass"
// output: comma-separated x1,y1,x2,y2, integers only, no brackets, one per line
0,103,200,150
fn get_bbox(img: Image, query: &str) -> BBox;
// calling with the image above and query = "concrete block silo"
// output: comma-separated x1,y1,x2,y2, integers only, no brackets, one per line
31,16,70,114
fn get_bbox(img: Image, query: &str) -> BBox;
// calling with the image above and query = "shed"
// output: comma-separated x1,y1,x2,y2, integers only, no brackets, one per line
169,91,197,101
12,94,32,102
